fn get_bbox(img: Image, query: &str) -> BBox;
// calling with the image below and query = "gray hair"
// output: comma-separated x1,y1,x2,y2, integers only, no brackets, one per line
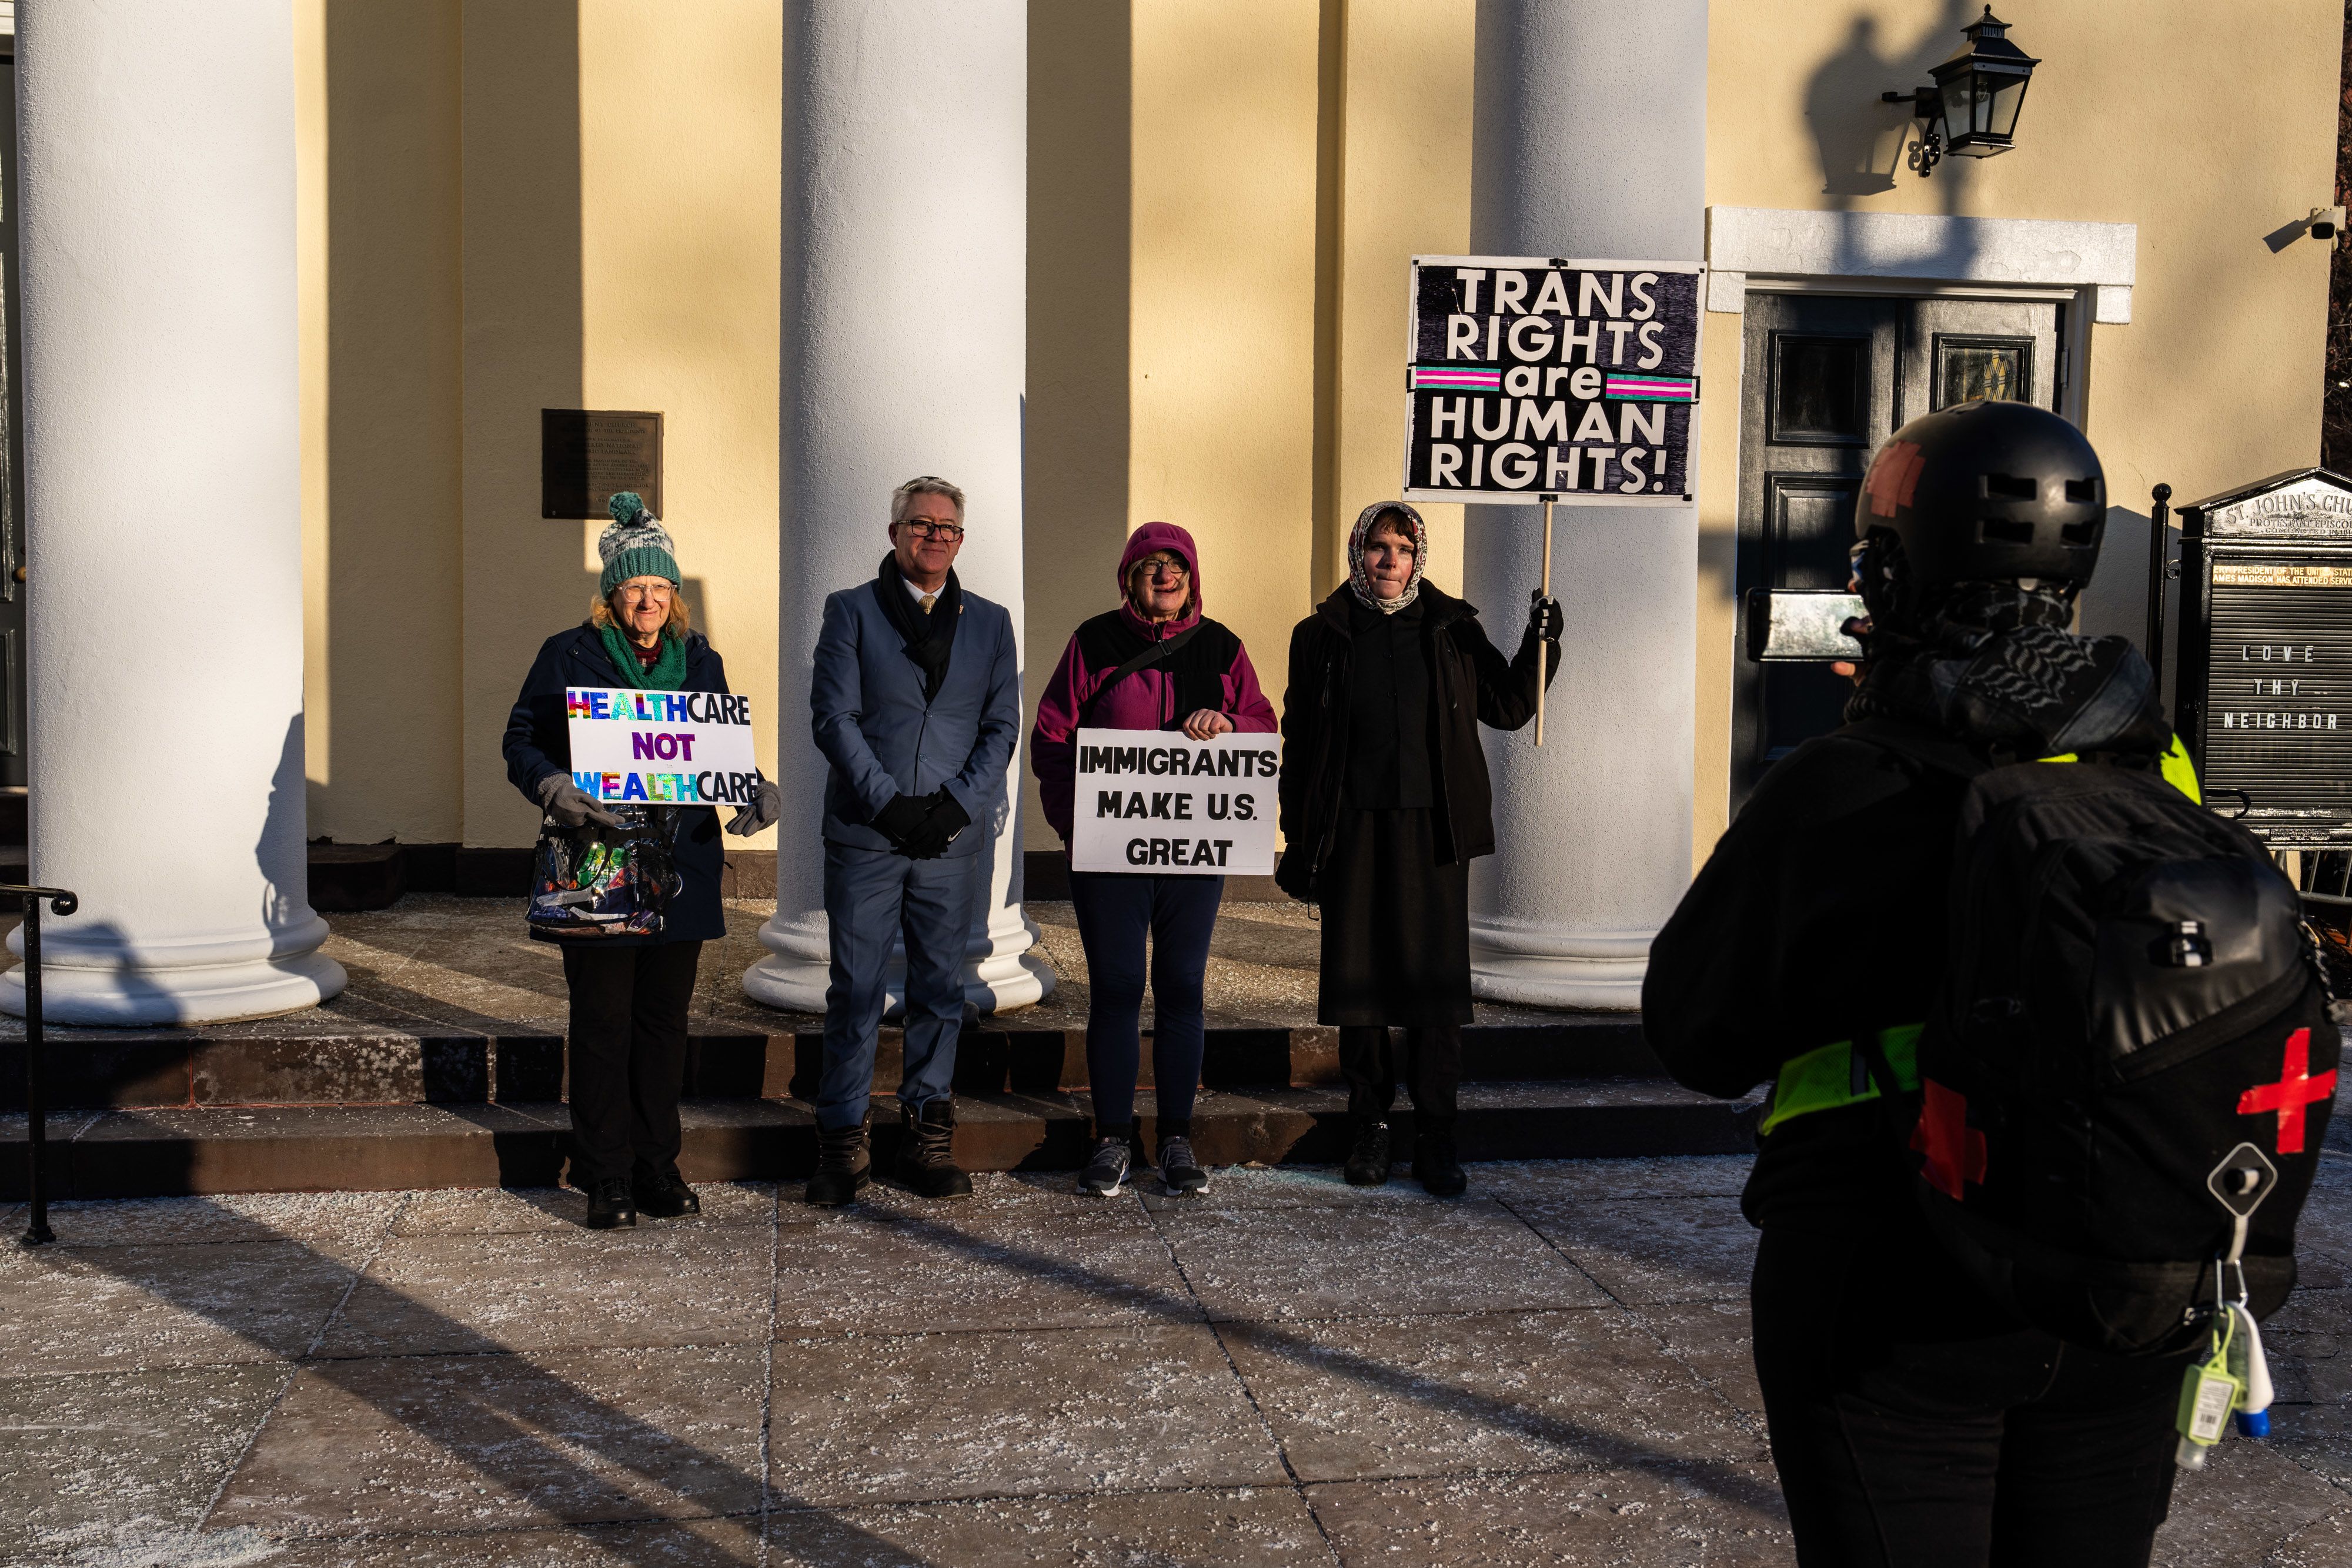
891,475,967,526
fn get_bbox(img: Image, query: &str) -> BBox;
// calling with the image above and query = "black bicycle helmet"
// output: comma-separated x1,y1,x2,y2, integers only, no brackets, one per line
1854,400,2105,616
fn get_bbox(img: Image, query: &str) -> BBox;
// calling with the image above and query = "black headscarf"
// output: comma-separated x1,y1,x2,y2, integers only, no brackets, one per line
1845,570,2170,760
872,553,963,703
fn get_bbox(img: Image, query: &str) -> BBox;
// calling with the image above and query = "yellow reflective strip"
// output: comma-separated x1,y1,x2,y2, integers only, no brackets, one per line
2036,734,2201,804
2161,734,2202,804
1759,1024,1926,1135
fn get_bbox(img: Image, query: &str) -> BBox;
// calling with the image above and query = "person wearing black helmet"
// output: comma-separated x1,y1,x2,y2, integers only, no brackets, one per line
1645,400,2196,1566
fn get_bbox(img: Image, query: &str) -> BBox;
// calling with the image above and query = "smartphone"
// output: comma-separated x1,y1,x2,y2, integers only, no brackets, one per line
1745,589,1866,662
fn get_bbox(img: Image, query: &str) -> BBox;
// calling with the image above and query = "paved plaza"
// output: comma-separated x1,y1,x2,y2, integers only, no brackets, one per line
5,1145,2352,1566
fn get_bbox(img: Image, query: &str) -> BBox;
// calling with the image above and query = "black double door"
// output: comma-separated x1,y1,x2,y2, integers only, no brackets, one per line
1732,292,2059,810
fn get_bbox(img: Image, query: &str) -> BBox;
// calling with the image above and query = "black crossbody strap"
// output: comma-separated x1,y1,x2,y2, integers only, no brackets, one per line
1088,623,1205,717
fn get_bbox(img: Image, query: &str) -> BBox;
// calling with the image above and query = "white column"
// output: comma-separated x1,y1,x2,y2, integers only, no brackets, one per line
744,0,1051,1014
1464,0,1705,1008
3,0,344,1024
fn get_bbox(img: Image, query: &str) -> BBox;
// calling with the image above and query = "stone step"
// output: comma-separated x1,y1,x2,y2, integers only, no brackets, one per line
0,1018,1665,1111
1,1082,1760,1198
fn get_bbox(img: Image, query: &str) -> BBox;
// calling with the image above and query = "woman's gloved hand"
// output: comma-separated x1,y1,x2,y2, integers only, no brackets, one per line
538,772,623,829
898,790,971,860
726,777,782,837
1526,591,1564,643
871,793,931,847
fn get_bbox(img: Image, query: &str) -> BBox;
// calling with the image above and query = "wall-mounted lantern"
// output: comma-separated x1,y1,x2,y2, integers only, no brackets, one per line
1883,7,2041,178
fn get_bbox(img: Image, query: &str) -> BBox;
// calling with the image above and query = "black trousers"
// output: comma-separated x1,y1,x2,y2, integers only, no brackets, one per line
1752,1222,2187,1567
561,940,703,1186
1337,1024,1461,1134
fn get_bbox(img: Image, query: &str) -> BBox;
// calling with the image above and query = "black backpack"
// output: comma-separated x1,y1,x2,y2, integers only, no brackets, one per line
1854,720,2337,1356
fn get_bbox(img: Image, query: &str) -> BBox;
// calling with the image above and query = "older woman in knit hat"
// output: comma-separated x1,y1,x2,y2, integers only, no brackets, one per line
502,493,781,1229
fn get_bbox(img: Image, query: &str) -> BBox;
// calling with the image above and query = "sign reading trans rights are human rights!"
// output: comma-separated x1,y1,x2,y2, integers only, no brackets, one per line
1068,728,1279,877
1401,255,1702,507
565,687,762,807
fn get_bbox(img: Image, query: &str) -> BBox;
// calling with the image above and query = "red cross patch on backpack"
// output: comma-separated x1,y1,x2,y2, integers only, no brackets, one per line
1855,721,2337,1356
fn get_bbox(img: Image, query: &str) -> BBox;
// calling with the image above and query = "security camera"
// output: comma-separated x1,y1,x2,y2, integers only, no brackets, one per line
2311,206,2347,241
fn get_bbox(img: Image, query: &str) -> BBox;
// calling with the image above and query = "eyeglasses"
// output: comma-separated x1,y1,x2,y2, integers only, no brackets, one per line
901,520,965,541
1134,556,1190,579
616,582,673,601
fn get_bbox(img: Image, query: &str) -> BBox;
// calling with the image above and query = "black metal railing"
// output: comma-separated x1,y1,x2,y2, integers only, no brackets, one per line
7,882,78,1246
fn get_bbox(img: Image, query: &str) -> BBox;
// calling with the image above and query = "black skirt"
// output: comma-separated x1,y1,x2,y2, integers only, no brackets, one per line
1316,807,1472,1027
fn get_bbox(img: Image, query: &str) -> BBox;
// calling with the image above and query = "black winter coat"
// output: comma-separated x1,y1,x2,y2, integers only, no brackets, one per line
1642,725,1965,1232
1275,584,1555,900
502,624,733,945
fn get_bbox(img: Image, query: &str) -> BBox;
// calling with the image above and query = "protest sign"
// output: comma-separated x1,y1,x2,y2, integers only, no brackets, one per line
1401,254,1702,506
565,687,761,807
1068,728,1279,876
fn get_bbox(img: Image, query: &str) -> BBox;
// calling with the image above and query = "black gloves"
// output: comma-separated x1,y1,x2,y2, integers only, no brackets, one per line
1526,591,1563,643
874,790,970,858
872,793,931,845
898,791,971,860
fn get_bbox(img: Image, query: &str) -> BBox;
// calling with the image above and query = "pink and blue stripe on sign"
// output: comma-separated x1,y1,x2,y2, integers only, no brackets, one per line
1414,365,1502,392
1603,373,1696,402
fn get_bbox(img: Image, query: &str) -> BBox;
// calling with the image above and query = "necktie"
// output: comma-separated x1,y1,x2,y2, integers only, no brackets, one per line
919,593,937,616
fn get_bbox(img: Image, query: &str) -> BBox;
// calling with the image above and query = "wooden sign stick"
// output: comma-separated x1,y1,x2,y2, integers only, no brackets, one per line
1536,492,1555,747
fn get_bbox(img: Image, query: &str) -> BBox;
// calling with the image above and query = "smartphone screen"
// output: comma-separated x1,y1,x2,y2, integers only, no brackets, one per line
1745,589,1866,662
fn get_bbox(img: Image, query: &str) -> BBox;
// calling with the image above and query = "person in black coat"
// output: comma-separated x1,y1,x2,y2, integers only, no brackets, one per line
1644,404,2228,1566
1276,500,1558,1194
502,495,779,1229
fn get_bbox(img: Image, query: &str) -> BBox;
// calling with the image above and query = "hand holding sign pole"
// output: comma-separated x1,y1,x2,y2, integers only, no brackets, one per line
1399,255,1702,750
1538,492,1554,746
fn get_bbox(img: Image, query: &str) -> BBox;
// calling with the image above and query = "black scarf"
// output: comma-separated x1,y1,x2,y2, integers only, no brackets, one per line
1845,580,2170,759
872,554,963,703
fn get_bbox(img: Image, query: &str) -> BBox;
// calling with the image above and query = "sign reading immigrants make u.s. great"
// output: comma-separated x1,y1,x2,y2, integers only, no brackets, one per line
1401,255,1702,507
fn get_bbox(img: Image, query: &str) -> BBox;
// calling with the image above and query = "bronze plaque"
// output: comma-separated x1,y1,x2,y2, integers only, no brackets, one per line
541,409,662,519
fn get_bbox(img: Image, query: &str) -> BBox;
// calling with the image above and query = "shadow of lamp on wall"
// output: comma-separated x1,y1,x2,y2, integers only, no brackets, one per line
1882,6,2041,179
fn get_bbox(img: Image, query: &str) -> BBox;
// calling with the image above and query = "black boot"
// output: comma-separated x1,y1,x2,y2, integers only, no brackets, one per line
1343,1118,1392,1187
634,1162,701,1219
584,1175,638,1229
805,1119,872,1207
896,1099,973,1199
1413,1131,1466,1198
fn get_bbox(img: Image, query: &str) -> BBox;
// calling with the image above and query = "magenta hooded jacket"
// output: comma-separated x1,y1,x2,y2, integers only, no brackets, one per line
1030,521,1278,843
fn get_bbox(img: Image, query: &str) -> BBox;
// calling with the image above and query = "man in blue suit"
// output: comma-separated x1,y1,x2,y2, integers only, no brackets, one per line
806,475,1020,1206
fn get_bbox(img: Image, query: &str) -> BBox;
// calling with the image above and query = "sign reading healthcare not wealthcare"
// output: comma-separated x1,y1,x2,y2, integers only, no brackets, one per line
566,687,761,806
1401,255,1702,506
1068,728,1279,876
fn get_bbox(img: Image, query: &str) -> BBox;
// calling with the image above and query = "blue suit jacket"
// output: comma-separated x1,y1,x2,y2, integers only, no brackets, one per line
810,577,1020,857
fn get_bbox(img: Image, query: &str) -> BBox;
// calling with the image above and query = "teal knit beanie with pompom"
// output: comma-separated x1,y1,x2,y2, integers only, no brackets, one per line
596,492,682,599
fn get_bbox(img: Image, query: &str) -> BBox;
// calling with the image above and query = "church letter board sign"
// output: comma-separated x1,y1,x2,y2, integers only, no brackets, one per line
2176,467,2352,847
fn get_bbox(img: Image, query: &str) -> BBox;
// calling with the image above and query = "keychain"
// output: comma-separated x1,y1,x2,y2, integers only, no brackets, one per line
2229,1296,2275,1437
2174,1297,2241,1470
2177,1143,2283,1469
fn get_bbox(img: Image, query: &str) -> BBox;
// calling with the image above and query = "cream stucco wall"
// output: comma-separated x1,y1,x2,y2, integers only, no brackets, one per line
577,1,782,851
297,0,465,845
1695,0,2343,860
1126,0,1324,753
291,0,2343,881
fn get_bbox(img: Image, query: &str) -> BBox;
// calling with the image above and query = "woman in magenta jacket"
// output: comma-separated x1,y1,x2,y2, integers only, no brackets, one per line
1031,522,1277,1196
